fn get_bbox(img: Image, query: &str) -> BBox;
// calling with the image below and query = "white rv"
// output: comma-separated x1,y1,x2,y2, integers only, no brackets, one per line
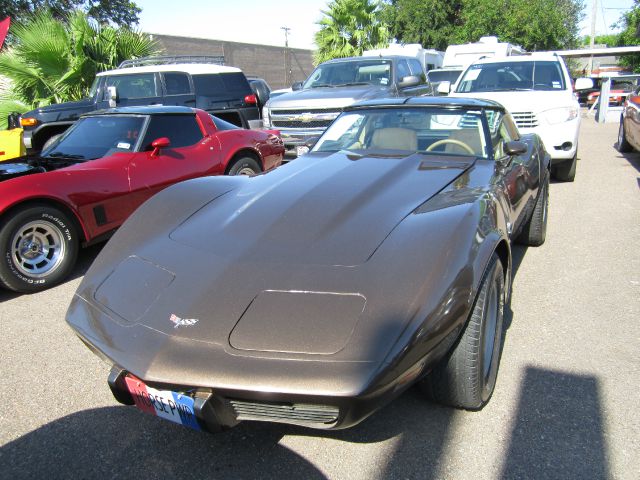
443,36,525,69
363,44,444,73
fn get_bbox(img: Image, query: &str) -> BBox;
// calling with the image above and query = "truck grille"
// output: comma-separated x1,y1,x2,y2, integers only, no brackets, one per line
229,399,339,426
270,108,342,130
272,119,333,129
511,112,539,128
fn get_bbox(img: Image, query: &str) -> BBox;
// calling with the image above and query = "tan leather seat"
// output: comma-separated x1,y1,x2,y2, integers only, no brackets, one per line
370,128,417,151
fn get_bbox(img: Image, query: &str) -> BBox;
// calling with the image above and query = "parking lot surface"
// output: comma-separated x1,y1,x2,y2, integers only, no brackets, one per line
1,116,638,479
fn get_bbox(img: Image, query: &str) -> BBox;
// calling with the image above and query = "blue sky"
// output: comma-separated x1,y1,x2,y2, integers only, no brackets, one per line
135,0,636,51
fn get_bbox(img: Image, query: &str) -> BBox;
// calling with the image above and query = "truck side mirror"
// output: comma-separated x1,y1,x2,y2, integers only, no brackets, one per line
398,75,421,88
437,81,451,95
574,78,594,91
107,86,118,108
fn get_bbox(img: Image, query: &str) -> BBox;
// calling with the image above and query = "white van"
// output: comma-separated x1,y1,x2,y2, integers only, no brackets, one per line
363,44,444,73
448,53,580,181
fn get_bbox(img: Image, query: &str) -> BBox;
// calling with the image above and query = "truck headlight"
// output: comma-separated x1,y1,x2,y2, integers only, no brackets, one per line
543,106,578,125
262,107,271,128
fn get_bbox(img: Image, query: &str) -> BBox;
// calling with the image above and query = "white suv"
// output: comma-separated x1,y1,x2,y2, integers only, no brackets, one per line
448,53,580,181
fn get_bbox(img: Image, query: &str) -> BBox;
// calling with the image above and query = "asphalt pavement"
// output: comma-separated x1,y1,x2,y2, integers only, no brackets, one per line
1,115,638,479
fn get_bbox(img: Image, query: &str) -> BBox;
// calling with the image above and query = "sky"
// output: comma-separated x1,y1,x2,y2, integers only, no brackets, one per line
135,0,636,51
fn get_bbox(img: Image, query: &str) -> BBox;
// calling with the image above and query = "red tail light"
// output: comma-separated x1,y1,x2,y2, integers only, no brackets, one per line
244,94,257,105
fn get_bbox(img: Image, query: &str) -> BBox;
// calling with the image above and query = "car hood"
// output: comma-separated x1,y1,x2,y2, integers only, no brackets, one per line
267,85,392,109
450,89,577,113
24,98,94,117
78,151,476,364
169,151,473,267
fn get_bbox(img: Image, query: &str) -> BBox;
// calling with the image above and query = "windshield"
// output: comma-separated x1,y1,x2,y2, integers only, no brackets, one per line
303,59,392,88
42,115,146,160
88,77,99,98
313,107,488,158
456,61,566,93
427,70,463,84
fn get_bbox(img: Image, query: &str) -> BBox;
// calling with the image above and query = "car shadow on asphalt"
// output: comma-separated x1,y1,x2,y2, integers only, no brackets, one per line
0,368,608,479
613,143,640,176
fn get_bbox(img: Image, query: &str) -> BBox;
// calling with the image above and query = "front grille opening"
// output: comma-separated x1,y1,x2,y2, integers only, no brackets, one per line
229,399,339,426
512,111,539,128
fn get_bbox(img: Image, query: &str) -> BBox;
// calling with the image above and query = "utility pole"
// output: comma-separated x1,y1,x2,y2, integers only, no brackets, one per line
281,26,291,86
589,0,598,74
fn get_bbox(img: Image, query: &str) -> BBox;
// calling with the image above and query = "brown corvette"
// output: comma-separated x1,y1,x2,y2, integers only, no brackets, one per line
67,97,550,433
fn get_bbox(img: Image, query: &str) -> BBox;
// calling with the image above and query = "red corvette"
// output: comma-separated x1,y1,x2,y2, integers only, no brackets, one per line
0,106,284,293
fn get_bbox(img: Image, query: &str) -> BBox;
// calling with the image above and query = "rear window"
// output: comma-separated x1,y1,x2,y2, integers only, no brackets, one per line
192,73,252,98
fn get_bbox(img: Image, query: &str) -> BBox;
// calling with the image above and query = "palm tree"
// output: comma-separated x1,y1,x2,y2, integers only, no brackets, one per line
314,0,390,64
0,10,160,128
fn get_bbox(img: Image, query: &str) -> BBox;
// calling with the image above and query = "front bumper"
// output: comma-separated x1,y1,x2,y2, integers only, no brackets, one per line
519,115,580,163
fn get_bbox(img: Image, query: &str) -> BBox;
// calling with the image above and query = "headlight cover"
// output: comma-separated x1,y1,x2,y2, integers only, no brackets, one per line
543,106,578,125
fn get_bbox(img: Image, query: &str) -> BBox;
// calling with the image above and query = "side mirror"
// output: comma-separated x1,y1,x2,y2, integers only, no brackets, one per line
504,140,527,156
437,81,451,95
398,75,421,88
574,77,594,91
296,136,319,157
292,81,303,91
150,137,170,157
107,86,118,108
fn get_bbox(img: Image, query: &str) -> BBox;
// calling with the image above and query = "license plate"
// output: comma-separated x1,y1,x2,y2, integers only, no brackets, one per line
124,375,201,431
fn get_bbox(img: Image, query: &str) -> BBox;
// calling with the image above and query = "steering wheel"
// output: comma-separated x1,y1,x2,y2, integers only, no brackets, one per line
426,139,474,155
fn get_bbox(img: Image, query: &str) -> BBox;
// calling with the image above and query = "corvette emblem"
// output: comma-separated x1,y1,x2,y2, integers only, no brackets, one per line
169,314,199,329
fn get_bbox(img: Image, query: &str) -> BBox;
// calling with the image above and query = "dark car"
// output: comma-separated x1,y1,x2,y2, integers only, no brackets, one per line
67,97,550,433
0,106,283,293
19,56,261,153
617,87,640,152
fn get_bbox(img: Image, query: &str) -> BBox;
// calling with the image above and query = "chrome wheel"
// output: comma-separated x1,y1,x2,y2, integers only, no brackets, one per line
11,220,66,277
236,166,258,176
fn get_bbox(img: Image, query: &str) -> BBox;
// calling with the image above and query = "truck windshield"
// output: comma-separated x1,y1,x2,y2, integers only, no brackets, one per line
303,60,392,88
456,61,566,93
43,116,145,160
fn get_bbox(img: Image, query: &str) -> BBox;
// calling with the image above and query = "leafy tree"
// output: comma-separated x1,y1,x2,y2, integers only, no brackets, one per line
457,0,584,51
615,0,640,72
0,0,141,27
315,0,390,64
382,0,463,51
580,34,619,47
384,0,584,51
0,10,159,128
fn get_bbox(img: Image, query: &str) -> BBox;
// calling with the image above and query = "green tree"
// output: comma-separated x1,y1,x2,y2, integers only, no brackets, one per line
615,0,640,72
385,0,584,52
382,0,463,51
0,10,159,128
315,0,390,64
0,0,141,27
457,0,584,51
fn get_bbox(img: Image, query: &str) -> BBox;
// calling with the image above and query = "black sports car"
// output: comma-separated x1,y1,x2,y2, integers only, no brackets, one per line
67,97,550,433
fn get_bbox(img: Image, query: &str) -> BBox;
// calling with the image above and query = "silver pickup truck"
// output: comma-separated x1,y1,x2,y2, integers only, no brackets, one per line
262,56,432,157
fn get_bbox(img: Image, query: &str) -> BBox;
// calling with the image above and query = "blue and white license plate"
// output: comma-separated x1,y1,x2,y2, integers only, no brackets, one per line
124,375,201,431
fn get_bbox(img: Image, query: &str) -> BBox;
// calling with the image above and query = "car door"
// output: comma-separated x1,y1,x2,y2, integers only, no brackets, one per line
161,72,196,107
396,58,431,97
96,73,163,109
127,113,221,213
489,111,538,231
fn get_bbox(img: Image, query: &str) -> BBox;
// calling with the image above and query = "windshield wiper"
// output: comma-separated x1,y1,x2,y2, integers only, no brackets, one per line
333,82,371,87
46,152,85,159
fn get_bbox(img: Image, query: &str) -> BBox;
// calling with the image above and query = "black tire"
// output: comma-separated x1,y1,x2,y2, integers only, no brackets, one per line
552,154,576,182
422,254,505,410
617,117,633,153
517,173,548,247
0,205,79,293
227,156,261,176
41,133,63,152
